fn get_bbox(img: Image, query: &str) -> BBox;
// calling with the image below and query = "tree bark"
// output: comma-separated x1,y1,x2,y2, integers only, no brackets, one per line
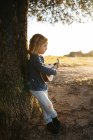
0,1,40,139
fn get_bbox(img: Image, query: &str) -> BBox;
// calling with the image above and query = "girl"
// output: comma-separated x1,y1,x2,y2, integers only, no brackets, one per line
27,33,61,134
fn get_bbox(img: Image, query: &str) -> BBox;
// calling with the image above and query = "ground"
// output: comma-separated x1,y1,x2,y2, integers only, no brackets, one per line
26,66,93,140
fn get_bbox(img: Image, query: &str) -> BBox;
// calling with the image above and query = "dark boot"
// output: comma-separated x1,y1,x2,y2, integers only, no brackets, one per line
46,122,59,134
52,117,62,129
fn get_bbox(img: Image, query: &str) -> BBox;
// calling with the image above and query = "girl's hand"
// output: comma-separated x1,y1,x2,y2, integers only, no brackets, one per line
53,58,60,69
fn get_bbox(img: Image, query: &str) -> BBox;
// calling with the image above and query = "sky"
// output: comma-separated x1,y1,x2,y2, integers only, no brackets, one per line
27,17,93,56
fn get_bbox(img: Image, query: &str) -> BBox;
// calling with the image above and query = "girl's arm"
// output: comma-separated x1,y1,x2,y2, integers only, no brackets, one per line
32,56,57,76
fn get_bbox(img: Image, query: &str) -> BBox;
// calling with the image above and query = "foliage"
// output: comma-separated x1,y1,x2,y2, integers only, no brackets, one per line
65,50,93,57
28,0,93,24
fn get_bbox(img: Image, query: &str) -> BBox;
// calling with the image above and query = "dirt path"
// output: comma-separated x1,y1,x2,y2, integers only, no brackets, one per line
56,66,93,83
27,66,93,140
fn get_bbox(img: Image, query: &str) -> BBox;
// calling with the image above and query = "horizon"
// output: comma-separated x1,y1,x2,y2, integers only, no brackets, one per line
27,17,93,56
43,50,93,57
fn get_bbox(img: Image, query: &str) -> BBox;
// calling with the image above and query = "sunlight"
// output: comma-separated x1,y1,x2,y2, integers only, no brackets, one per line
27,17,93,56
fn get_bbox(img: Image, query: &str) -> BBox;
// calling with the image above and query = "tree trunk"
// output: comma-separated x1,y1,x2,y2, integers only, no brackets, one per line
0,1,41,139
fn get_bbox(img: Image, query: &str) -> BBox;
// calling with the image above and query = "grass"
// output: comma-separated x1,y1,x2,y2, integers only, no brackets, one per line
44,56,93,67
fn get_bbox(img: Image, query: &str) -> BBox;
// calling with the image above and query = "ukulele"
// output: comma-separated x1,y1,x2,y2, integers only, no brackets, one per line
40,58,60,82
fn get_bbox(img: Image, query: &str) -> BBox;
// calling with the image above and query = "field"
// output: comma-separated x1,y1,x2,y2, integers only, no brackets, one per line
44,56,93,66
28,57,93,140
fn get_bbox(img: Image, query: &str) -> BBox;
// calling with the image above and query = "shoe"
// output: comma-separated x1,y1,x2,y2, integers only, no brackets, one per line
52,117,62,129
46,122,59,134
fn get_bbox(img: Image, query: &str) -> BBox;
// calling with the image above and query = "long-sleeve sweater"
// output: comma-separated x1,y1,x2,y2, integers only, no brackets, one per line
26,54,57,91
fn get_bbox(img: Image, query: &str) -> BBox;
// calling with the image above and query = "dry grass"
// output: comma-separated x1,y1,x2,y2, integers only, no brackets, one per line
44,56,93,67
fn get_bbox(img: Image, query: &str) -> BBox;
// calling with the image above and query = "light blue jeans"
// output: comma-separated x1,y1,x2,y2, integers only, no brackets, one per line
30,90,57,124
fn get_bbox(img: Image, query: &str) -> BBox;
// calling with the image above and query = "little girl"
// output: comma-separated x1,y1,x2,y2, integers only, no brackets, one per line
27,33,61,134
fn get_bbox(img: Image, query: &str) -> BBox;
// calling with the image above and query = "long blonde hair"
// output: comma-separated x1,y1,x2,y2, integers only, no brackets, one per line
29,33,48,55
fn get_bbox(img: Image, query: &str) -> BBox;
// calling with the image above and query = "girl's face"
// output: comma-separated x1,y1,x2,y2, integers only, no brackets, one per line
38,42,48,54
